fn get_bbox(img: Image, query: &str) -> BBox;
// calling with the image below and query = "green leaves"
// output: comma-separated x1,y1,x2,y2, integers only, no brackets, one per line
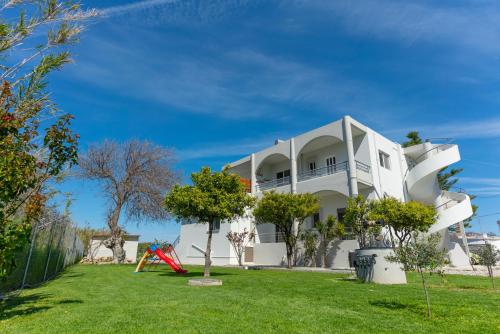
0,0,91,278
164,167,255,225
253,191,319,268
371,197,436,245
402,131,423,148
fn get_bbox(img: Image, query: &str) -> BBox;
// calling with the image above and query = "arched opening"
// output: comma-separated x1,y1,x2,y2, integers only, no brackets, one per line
255,153,291,191
296,136,345,181
302,190,349,230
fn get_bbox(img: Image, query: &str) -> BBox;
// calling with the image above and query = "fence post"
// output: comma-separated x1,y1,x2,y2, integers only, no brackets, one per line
21,223,39,289
54,220,68,277
43,221,57,282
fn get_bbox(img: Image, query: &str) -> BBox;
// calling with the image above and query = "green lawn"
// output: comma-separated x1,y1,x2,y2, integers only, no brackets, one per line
1,265,498,334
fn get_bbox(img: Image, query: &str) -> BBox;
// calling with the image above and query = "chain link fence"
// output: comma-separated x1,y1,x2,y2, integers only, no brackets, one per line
0,211,84,296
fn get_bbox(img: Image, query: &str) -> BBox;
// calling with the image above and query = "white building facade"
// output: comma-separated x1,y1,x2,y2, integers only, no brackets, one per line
175,116,473,268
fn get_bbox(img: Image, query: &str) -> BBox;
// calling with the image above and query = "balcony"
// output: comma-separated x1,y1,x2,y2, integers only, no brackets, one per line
255,160,372,195
298,161,348,182
256,176,291,192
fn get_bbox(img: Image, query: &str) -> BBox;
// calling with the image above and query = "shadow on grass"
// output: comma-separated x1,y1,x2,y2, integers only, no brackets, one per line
369,300,407,310
57,299,83,305
0,293,52,320
0,293,84,321
59,272,85,279
159,271,233,278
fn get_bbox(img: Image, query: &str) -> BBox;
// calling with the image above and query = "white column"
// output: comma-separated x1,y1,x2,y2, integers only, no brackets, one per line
290,138,297,194
251,153,257,195
343,116,358,196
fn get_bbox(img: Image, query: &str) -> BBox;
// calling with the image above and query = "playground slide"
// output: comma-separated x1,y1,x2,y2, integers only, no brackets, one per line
152,247,187,274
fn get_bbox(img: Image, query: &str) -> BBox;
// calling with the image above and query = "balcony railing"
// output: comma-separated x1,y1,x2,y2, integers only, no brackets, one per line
355,160,371,173
257,176,291,191
297,161,348,182
256,160,371,191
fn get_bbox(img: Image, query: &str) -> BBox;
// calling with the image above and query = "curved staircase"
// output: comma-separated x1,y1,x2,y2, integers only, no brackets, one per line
404,143,473,233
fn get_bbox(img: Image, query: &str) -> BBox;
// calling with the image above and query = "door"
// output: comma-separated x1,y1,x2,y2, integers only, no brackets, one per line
308,161,316,176
326,156,336,174
276,169,290,186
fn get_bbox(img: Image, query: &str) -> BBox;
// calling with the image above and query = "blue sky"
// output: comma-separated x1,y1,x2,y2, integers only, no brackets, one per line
47,0,500,241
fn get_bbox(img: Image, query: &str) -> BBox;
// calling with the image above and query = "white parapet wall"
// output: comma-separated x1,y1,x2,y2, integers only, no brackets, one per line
89,234,139,263
253,243,287,266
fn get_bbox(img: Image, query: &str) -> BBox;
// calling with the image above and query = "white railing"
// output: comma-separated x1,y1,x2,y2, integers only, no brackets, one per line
257,176,291,191
298,161,348,182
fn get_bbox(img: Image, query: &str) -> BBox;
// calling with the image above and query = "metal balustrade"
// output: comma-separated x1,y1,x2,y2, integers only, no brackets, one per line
256,160,371,191
355,160,371,173
298,161,348,181
256,176,291,191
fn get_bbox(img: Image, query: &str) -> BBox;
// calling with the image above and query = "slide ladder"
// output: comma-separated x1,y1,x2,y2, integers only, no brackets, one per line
135,243,187,274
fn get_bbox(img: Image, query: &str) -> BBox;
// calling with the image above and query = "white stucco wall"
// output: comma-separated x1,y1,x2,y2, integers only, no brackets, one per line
368,130,405,200
89,236,139,263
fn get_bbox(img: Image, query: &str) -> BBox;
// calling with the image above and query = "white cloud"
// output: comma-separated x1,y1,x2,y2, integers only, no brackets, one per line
302,0,500,54
461,177,500,187
100,0,177,16
177,137,275,161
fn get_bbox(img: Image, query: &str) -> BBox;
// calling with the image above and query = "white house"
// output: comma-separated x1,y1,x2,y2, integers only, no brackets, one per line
89,234,140,263
174,116,473,268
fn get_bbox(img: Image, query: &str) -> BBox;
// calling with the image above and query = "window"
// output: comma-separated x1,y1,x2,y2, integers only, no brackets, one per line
211,218,221,233
276,169,290,186
308,161,316,175
326,156,336,174
275,225,285,242
378,151,391,170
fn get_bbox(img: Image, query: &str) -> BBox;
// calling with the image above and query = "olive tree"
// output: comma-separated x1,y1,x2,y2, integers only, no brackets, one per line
79,140,177,263
253,191,319,269
387,233,447,319
164,167,254,278
0,1,95,278
476,244,498,289
371,197,436,247
316,215,345,268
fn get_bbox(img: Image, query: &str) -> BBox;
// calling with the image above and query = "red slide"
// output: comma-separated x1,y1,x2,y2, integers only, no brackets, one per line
153,247,187,274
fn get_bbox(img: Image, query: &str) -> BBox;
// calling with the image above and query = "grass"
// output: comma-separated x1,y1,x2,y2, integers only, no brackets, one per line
0,265,498,334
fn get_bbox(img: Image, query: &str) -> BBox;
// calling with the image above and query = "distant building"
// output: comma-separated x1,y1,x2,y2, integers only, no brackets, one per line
89,234,139,263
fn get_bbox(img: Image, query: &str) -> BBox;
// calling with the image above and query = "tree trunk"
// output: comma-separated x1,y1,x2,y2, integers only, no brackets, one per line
104,203,126,263
204,220,214,278
488,266,495,289
321,239,328,268
419,268,431,319
286,243,293,269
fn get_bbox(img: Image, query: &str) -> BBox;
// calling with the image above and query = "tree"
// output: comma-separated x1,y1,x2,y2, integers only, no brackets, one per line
402,131,423,148
165,167,254,277
315,215,344,268
476,244,498,289
371,197,436,247
253,191,319,269
226,228,255,266
79,140,177,263
300,230,318,267
0,1,95,278
387,233,447,319
343,195,377,249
